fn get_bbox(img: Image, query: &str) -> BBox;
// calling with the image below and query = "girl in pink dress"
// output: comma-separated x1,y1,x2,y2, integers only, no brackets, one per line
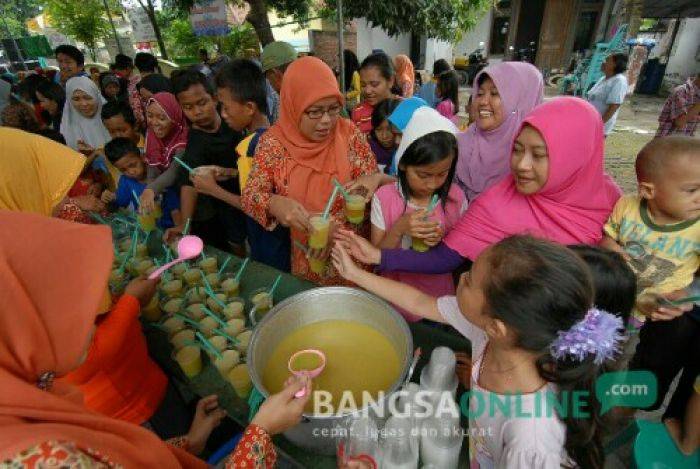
370,107,466,321
436,70,460,125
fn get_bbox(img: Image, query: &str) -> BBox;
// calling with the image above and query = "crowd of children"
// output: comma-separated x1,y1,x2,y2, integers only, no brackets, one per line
0,41,698,468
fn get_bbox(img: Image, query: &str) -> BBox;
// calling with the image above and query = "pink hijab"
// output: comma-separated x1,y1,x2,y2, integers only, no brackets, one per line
445,97,621,260
456,62,544,201
144,92,189,169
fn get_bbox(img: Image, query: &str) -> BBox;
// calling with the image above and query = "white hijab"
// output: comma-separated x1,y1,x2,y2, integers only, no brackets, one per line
393,106,458,168
60,76,111,150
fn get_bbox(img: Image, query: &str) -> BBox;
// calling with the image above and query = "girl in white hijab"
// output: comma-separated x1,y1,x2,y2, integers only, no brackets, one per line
61,76,111,151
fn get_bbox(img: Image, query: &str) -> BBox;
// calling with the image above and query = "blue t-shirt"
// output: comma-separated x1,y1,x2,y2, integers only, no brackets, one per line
114,176,179,229
416,81,438,108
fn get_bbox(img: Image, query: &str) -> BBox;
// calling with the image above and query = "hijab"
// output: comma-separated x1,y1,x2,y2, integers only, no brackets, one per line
393,55,415,97
393,107,458,169
388,96,428,131
267,56,356,214
0,128,85,215
144,92,189,169
60,76,112,151
445,97,621,260
456,62,544,201
0,212,205,468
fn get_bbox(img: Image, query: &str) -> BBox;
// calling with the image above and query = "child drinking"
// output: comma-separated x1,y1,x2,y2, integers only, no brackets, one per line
368,98,399,172
352,53,396,134
332,235,623,468
370,107,465,322
436,70,460,125
101,137,180,229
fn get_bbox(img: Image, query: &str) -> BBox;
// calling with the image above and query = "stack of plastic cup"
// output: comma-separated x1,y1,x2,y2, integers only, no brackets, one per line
419,347,459,403
381,415,419,469
420,413,463,469
338,415,381,468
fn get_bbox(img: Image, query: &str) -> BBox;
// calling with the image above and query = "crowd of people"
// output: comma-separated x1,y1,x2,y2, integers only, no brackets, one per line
0,40,698,468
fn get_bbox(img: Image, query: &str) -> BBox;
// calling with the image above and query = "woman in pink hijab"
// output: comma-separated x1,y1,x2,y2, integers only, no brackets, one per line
457,62,544,201
337,97,622,274
140,92,189,211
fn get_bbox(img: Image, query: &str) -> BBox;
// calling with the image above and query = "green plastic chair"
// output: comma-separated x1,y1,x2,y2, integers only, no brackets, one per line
633,420,700,468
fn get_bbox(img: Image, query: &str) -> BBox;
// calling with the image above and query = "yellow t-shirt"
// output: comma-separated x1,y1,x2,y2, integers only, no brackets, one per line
236,134,255,190
604,195,699,320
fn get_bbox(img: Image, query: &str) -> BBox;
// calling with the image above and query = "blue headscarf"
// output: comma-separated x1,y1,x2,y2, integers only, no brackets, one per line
387,96,428,173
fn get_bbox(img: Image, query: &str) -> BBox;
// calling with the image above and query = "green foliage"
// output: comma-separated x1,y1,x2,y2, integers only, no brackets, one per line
327,0,492,42
0,0,43,37
45,0,121,60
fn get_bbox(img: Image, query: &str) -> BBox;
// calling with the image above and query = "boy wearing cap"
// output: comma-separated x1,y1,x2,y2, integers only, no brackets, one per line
261,41,297,123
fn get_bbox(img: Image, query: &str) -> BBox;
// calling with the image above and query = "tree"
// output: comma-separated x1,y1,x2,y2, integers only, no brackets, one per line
131,0,170,59
327,0,492,42
0,0,43,37
45,0,118,60
167,0,317,47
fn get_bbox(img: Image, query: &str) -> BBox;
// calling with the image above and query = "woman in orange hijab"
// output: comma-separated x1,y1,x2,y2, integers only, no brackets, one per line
241,56,378,285
394,54,415,98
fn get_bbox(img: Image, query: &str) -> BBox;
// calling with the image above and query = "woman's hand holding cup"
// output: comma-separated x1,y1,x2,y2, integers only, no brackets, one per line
269,195,312,233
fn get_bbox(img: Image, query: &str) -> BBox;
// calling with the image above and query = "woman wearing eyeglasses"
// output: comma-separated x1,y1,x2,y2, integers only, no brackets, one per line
241,56,379,284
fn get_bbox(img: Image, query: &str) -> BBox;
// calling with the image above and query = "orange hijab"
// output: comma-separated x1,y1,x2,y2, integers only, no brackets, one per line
0,212,205,468
394,55,414,95
267,56,355,213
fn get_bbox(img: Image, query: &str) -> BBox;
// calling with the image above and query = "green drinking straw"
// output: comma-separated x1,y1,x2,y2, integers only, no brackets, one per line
293,240,309,255
173,155,195,174
425,194,440,214
322,185,339,220
201,306,228,329
332,178,351,199
234,258,249,282
269,274,283,297
200,271,216,295
131,190,141,209
174,313,202,329
212,328,239,344
195,331,223,359
218,255,232,275
183,218,191,235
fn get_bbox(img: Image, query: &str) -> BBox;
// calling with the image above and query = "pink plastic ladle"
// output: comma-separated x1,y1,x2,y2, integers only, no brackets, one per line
148,235,204,279
288,349,326,398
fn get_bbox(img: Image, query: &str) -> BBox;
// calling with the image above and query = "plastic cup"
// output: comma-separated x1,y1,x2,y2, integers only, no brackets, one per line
221,277,240,297
308,214,331,249
420,414,462,469
223,318,246,337
381,415,419,468
198,316,219,337
345,194,367,225
420,347,458,397
208,335,228,353
110,269,125,285
137,211,156,233
411,236,430,252
152,202,162,220
141,294,162,322
250,288,273,313
171,263,188,278
183,268,203,286
235,329,252,354
134,243,149,259
161,279,183,298
170,329,195,350
127,259,140,276
186,286,207,304
222,298,245,320
227,364,252,398
161,298,184,315
174,345,202,378
186,303,207,321
213,349,240,376
205,272,221,289
309,257,327,275
206,293,227,313
135,259,154,276
199,256,218,274
161,316,185,336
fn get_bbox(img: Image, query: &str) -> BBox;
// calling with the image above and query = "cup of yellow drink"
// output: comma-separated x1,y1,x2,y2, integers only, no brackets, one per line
214,349,240,376
134,243,149,259
205,273,221,289
199,316,219,337
222,298,245,320
161,298,184,315
308,214,331,250
135,259,154,276
170,329,195,350
137,211,157,233
183,268,203,286
308,257,327,275
141,294,162,322
345,193,367,225
224,318,245,337
206,294,227,313
171,263,188,278
162,316,185,336
199,256,218,274
235,329,252,354
152,202,163,220
161,279,183,298
110,268,125,285
227,364,252,398
186,286,207,304
127,259,140,276
411,236,430,252
221,277,240,297
174,345,202,378
186,303,206,320
208,335,228,353
250,288,273,313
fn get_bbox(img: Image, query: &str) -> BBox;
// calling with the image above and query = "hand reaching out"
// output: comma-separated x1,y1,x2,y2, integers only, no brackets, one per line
186,395,227,455
251,375,311,435
334,229,381,265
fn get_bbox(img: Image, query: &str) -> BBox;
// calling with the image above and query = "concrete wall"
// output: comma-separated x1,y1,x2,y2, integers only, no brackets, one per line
664,18,700,87
423,39,453,73
355,19,411,61
453,8,493,58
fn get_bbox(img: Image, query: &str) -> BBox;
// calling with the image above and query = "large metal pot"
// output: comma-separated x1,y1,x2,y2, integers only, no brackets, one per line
248,287,413,455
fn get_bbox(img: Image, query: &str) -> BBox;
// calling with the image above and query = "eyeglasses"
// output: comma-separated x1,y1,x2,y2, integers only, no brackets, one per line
304,105,342,120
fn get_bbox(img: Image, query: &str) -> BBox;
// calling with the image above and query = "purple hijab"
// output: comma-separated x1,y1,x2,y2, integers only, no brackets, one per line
456,62,544,201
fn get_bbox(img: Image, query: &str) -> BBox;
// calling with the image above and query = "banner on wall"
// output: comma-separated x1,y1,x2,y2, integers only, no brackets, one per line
127,8,157,43
190,0,231,37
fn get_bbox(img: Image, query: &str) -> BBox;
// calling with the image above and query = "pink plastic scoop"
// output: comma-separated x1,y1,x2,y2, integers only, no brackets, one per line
288,349,326,398
148,235,204,279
